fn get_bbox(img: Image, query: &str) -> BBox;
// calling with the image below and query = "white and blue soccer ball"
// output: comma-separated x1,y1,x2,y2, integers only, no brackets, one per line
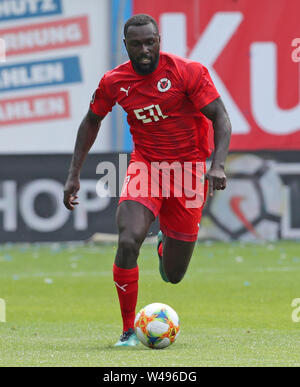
134,303,180,349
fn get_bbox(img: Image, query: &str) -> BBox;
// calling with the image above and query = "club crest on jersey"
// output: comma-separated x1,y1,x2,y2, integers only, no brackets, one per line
157,78,171,92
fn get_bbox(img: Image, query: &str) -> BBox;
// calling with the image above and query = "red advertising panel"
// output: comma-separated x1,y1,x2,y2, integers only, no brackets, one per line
1,16,90,57
134,0,300,150
0,92,70,125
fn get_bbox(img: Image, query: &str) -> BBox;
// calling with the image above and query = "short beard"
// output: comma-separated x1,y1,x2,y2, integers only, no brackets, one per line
131,54,159,75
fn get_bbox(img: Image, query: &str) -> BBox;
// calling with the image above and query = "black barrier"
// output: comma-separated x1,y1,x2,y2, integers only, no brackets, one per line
0,152,299,242
0,153,130,242
202,151,300,241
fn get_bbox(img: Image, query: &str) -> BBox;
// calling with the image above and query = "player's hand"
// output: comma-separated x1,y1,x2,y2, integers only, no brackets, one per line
63,176,80,211
205,166,227,197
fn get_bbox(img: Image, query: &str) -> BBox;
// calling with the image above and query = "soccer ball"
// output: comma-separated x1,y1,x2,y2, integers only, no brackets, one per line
134,303,180,349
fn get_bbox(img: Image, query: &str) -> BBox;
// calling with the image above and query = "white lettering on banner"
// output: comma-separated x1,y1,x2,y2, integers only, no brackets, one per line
251,43,300,135
40,0,56,12
4,24,82,53
0,179,110,232
161,12,249,134
20,180,68,232
0,0,33,16
160,13,187,57
162,12,300,138
0,63,64,88
0,179,111,232
0,95,65,121
0,0,56,17
74,180,110,230
0,181,17,231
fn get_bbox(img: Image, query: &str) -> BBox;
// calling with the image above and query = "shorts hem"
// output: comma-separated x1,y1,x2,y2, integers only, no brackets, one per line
160,224,198,242
118,197,159,218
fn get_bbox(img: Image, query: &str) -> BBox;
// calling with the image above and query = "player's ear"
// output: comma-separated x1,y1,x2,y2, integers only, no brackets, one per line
123,38,127,50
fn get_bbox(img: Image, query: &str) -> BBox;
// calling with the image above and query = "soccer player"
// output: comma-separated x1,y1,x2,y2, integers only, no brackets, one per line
63,14,231,346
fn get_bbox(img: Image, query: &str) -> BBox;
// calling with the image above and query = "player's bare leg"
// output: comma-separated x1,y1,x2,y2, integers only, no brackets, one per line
157,233,196,284
115,200,154,268
114,200,154,346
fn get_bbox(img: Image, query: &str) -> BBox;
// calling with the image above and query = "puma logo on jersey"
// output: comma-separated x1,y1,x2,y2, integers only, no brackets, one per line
120,86,130,96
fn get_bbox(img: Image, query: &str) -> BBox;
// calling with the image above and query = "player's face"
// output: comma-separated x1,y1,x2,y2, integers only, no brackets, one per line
124,23,160,75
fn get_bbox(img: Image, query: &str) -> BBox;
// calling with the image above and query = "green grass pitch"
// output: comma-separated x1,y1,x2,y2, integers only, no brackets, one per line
0,240,300,367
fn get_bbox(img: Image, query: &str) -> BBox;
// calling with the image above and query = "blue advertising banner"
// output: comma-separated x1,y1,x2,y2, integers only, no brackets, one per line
0,56,82,92
0,0,63,21
111,0,133,152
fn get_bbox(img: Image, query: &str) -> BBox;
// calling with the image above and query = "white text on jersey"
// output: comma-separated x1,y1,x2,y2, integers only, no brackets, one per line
134,104,168,124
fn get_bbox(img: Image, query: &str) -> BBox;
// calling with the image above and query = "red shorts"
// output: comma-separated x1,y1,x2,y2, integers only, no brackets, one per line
119,152,208,242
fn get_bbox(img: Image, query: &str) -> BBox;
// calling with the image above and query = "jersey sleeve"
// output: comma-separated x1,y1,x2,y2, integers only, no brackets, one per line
184,62,220,111
90,73,116,117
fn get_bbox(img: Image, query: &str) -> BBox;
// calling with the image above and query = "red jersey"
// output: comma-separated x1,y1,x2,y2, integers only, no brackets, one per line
90,52,220,162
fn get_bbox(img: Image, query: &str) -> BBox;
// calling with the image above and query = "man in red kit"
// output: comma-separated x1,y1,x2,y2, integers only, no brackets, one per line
63,14,231,346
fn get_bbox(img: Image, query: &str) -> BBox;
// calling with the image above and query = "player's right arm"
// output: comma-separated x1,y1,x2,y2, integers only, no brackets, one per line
64,72,116,211
63,109,104,211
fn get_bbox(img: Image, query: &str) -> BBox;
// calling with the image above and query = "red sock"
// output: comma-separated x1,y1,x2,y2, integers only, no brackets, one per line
113,264,139,332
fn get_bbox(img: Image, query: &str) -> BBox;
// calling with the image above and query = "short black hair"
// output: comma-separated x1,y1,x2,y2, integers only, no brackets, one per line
124,14,159,38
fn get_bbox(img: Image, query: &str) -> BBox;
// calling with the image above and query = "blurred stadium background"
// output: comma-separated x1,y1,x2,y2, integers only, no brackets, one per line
0,0,299,244
0,0,300,367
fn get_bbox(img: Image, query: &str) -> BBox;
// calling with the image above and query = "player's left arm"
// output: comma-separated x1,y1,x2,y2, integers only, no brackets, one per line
200,97,232,197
